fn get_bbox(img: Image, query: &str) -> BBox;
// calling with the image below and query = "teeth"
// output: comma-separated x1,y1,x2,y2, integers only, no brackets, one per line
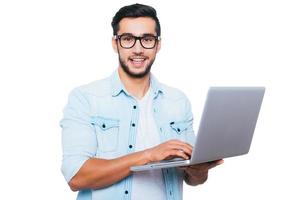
132,58,145,62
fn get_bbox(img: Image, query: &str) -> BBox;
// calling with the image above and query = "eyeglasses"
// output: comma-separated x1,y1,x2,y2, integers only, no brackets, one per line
114,34,160,49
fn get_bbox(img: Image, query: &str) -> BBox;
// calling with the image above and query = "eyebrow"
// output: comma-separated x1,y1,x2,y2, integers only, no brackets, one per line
119,32,157,37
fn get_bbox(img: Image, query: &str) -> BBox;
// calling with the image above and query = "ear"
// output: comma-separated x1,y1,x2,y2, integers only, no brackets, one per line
112,36,118,53
156,38,161,53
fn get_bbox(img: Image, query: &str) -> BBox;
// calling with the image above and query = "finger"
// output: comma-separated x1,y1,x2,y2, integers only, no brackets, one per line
169,149,190,160
165,155,177,160
167,139,193,151
217,159,224,164
207,159,224,169
167,144,192,156
180,143,193,153
210,159,224,165
167,139,193,149
166,142,193,153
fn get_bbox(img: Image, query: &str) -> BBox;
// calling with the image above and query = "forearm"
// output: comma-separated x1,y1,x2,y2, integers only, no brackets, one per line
69,150,149,191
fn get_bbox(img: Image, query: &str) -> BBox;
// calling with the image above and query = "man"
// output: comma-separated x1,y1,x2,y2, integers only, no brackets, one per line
60,3,223,200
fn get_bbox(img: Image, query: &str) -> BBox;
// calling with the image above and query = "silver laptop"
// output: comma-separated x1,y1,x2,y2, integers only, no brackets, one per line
130,87,265,171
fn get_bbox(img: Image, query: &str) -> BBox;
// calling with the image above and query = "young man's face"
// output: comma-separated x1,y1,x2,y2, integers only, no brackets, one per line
112,17,161,78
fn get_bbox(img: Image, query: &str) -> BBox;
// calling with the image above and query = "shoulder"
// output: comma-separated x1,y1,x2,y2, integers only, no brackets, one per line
160,82,189,102
71,76,112,98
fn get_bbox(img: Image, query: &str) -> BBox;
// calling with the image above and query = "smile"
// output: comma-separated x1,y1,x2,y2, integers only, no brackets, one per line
129,57,147,66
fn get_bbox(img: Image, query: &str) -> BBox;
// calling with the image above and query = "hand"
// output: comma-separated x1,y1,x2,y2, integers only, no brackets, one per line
144,139,193,163
180,159,224,186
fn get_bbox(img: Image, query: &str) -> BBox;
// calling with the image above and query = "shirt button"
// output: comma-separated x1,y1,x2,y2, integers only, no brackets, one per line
133,105,137,109
129,145,133,149
102,124,106,128
125,190,128,194
132,123,135,127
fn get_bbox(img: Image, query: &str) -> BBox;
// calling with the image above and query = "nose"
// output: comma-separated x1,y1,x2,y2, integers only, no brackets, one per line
132,39,143,53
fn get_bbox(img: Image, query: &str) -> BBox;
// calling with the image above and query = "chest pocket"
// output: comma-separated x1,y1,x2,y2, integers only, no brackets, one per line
169,120,190,135
91,116,120,152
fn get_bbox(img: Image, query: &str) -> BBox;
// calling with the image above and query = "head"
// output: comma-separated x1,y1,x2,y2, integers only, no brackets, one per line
111,3,161,79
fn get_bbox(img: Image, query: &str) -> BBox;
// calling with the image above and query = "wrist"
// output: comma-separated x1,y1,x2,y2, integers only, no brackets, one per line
132,149,152,166
141,149,152,164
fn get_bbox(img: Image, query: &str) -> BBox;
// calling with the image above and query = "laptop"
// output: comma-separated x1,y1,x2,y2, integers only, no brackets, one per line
130,87,265,171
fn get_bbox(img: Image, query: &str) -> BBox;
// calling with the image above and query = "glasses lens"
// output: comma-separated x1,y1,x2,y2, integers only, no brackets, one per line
120,35,135,48
141,36,156,49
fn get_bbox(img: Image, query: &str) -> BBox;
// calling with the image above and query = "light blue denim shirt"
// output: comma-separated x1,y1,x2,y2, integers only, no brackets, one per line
60,70,195,200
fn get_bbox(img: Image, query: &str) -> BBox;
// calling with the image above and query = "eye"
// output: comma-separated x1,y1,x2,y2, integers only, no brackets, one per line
142,36,155,42
121,36,134,42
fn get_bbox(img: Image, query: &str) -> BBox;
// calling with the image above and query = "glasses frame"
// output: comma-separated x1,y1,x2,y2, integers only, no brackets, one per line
114,34,161,49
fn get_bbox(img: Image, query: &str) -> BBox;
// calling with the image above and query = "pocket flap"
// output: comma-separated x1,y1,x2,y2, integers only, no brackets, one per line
91,116,119,131
169,120,189,135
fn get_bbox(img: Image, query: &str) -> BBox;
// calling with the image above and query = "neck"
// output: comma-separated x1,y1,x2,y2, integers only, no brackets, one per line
118,67,150,99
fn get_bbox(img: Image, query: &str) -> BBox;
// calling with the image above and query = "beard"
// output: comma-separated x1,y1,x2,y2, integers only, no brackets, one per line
118,53,155,79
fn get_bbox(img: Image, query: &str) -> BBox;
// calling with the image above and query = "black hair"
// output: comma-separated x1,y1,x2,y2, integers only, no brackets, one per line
111,3,161,36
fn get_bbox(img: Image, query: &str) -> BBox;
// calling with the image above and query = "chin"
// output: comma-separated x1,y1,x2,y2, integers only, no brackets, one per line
128,65,147,73
131,68,146,74
127,68,150,78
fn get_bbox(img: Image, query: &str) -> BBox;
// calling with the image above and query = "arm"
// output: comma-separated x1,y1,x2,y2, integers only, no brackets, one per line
69,150,148,191
69,139,193,191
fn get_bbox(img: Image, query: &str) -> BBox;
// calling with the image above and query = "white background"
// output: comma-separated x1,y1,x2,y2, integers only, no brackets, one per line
0,0,299,199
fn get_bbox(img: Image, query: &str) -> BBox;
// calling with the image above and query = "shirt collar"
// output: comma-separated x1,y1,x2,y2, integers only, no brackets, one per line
110,69,164,98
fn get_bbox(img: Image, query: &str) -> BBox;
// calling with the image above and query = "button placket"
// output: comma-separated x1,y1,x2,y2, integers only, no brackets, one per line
123,98,139,200
127,100,139,159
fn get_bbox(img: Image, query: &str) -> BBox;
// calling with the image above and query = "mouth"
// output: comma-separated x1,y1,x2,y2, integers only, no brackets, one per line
129,56,147,67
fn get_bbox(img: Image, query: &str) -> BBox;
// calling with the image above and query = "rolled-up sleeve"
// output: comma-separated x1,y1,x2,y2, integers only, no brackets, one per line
60,88,97,183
